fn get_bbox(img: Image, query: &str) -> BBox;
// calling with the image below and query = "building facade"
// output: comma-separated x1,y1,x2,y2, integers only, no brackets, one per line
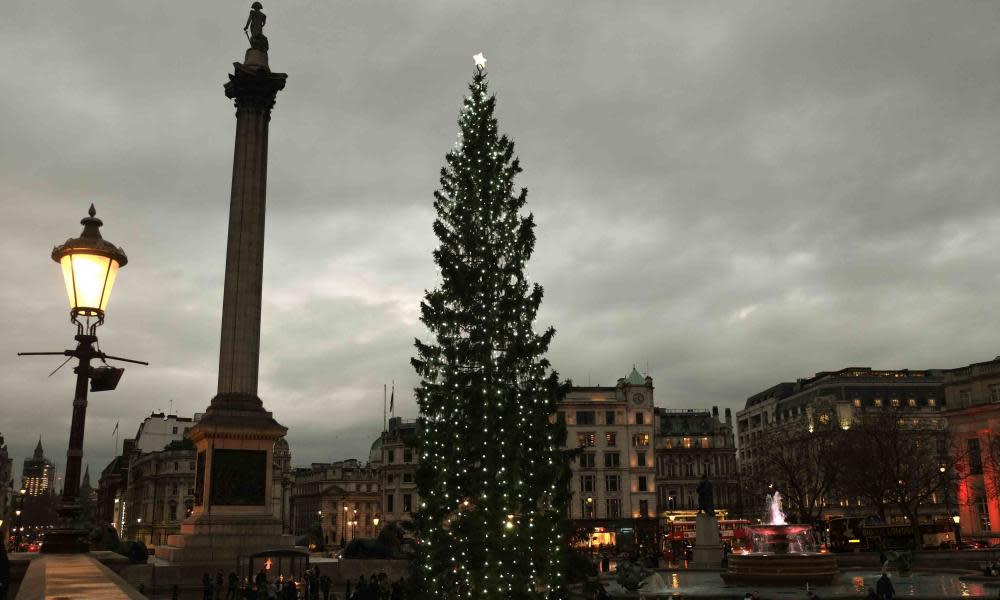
737,367,948,521
125,439,197,546
371,417,420,528
944,356,1000,540
559,368,657,549
654,406,738,516
0,433,11,543
21,438,55,497
290,459,381,548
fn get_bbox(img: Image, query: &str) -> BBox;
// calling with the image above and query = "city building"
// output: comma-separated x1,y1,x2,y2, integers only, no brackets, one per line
944,356,1000,541
371,416,420,528
97,412,201,540
21,438,55,497
737,367,947,520
126,439,197,546
290,459,381,548
654,406,738,515
558,367,657,550
0,433,11,541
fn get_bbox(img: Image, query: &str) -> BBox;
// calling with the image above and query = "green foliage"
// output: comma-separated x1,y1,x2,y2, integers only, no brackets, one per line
411,67,571,599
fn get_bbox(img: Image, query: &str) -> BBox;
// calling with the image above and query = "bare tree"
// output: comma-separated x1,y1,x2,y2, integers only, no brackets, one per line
838,407,960,547
756,425,844,524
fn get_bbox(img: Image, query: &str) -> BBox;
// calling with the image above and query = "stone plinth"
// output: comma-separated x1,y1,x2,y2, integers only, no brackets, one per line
692,513,724,568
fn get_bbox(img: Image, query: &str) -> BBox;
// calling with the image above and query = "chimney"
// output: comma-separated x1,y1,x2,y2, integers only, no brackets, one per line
712,406,719,421
725,407,732,425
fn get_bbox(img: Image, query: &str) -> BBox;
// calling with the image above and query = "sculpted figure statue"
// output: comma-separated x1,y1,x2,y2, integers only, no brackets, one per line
244,2,269,51
697,472,715,516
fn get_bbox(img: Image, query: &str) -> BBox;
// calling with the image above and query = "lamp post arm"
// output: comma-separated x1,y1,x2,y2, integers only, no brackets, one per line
16,351,75,356
100,354,149,366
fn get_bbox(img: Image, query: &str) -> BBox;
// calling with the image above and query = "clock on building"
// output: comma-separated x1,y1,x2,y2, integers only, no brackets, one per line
632,393,644,405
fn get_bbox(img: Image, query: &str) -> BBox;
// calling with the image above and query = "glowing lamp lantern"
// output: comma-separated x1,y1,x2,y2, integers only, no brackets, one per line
51,204,128,323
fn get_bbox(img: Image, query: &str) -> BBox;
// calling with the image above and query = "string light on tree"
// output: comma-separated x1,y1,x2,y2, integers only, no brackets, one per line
411,60,573,599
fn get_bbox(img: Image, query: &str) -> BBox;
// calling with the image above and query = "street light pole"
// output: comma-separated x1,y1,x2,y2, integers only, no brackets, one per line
17,206,145,553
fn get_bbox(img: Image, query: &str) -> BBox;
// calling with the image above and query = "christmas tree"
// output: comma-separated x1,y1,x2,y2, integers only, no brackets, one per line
411,59,571,600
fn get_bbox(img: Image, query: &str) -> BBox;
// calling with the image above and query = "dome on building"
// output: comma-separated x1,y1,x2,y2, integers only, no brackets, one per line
273,437,290,457
369,435,384,464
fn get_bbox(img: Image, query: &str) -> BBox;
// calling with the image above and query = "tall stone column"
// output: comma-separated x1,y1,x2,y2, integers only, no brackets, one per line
156,7,295,564
215,55,286,406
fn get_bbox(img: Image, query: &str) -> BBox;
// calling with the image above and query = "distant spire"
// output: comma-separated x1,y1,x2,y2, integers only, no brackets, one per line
81,464,92,490
34,436,44,459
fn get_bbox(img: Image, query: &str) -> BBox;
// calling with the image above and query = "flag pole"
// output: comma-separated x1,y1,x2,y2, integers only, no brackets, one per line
383,383,387,432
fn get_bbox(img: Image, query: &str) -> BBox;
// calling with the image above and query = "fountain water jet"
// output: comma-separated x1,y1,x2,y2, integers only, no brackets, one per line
720,490,839,586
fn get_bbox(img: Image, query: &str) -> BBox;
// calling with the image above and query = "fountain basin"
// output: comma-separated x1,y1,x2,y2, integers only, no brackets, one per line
721,552,839,585
721,523,839,585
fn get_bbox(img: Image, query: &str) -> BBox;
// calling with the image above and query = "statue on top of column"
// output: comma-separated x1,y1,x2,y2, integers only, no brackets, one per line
697,472,715,517
244,2,269,51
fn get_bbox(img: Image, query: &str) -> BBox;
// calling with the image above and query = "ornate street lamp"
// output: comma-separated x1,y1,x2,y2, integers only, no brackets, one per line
952,514,962,547
18,205,146,553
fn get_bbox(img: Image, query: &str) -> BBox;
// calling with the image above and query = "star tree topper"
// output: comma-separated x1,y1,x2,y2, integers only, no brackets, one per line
473,52,487,70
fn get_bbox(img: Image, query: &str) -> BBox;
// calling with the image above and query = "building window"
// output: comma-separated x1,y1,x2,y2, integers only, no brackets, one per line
632,433,649,448
890,398,900,408
607,498,621,518
386,494,394,513
635,412,644,425
403,473,413,483
581,475,595,493
388,449,396,463
991,384,1000,404
582,498,595,519
637,452,646,467
928,398,937,407
605,411,616,425
702,437,710,448
639,500,649,518
959,389,972,405
978,496,992,531
577,411,596,425
638,476,647,492
683,437,692,449
606,475,620,492
604,452,620,468
874,398,883,408
578,432,596,448
403,494,412,513
580,453,596,468
556,411,566,424
968,438,984,475
403,449,413,463
908,398,917,407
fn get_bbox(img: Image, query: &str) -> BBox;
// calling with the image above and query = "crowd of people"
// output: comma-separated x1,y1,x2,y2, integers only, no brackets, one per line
198,569,406,600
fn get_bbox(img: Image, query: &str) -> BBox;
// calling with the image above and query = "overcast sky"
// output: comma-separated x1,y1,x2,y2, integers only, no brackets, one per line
2,1,999,485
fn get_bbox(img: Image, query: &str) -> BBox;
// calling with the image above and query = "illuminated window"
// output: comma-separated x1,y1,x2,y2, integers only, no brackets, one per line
632,433,650,448
853,398,862,408
819,414,830,425
683,437,692,449
891,398,900,408
928,398,937,407
578,432,596,448
605,432,617,447
874,398,883,408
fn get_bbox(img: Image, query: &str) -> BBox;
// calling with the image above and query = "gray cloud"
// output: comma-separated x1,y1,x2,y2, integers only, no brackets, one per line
2,1,999,483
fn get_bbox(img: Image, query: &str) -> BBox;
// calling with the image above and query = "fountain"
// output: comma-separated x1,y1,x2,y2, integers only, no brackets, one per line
721,491,839,586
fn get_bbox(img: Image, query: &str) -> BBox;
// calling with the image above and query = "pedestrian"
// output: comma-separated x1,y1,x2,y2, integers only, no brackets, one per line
320,574,332,600
171,584,180,600
203,572,215,600
216,570,225,600
344,580,352,600
876,572,895,600
228,571,240,600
